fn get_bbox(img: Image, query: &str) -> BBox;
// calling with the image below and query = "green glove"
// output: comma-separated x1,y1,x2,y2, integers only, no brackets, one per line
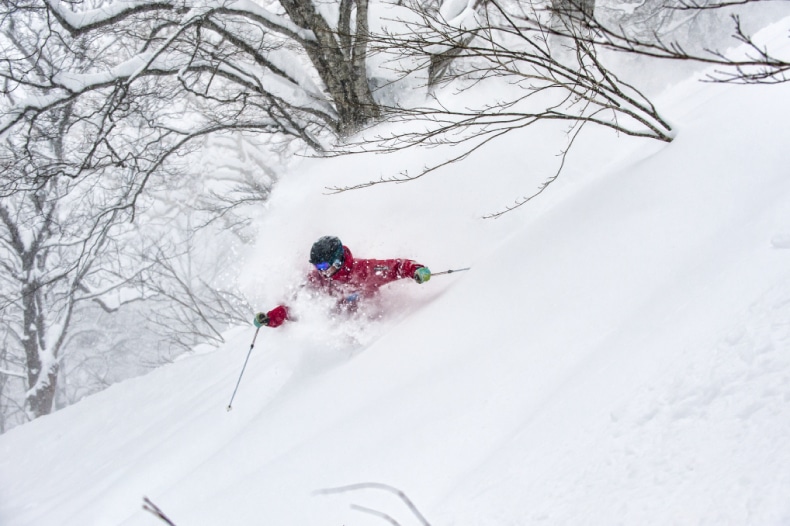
414,267,431,284
253,312,269,328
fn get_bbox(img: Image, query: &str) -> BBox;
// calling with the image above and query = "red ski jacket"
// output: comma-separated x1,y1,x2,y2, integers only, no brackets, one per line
265,246,424,327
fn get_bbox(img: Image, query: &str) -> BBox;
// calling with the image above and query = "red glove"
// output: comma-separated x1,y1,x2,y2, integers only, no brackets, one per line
253,305,289,328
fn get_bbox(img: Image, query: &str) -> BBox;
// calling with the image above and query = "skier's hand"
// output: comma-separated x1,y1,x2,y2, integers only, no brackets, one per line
255,306,289,328
253,312,270,327
413,267,431,284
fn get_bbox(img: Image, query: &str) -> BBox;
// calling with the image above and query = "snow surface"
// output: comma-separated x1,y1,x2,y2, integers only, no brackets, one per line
3,22,790,526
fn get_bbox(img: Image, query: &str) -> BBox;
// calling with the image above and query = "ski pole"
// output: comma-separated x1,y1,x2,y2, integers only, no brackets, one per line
431,267,471,277
226,326,261,411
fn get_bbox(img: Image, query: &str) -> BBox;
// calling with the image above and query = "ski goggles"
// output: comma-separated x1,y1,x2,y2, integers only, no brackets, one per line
315,260,342,274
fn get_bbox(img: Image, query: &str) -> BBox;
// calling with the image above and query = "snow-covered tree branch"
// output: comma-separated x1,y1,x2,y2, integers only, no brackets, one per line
326,0,787,212
326,0,674,203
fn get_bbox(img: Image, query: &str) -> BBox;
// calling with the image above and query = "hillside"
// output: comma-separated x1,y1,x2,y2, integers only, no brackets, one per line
2,22,790,526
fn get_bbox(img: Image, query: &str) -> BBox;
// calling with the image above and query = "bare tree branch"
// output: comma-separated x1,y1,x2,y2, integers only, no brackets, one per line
317,482,433,526
142,497,178,526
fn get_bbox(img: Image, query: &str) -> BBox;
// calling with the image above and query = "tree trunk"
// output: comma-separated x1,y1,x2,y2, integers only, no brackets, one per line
279,0,381,133
21,279,57,418
552,0,595,26
27,369,58,417
427,0,488,90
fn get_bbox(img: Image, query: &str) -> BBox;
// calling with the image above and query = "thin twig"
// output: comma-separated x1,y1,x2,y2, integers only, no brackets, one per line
142,497,178,526
317,482,432,526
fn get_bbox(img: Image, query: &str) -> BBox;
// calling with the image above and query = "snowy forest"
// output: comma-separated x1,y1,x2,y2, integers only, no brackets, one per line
2,0,790,523
0,0,787,439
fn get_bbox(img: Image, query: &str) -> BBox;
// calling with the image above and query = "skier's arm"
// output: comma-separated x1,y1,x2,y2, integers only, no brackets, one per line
253,305,289,328
393,259,431,283
365,258,431,284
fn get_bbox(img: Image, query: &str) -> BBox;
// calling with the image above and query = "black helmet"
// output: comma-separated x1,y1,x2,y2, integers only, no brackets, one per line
310,236,344,267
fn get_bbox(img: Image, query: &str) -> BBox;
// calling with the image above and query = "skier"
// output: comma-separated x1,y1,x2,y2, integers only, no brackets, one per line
253,235,432,328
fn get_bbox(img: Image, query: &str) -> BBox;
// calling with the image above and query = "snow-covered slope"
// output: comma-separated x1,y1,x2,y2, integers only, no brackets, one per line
3,29,790,526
